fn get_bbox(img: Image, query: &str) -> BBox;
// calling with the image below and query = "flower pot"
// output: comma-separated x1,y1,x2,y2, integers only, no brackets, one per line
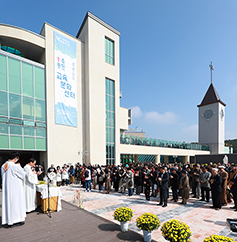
143,230,152,242
120,221,129,232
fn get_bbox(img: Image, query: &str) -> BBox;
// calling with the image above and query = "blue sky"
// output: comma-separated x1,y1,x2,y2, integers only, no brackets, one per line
1,0,237,143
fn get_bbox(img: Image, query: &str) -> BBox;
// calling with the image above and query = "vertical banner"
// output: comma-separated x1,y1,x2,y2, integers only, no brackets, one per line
54,31,77,127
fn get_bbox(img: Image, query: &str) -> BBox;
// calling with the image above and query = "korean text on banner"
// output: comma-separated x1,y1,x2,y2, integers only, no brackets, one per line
54,31,77,127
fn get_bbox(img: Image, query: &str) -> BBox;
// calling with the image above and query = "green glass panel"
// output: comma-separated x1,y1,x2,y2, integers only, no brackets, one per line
35,122,46,127
23,120,34,126
36,128,46,137
0,135,9,149
8,58,21,94
106,111,108,126
35,67,45,100
0,55,7,91
10,136,22,149
110,81,114,96
106,79,109,95
22,62,33,97
35,99,45,121
9,94,21,118
0,123,8,134
0,117,8,123
111,145,114,159
24,137,35,150
23,97,34,120
24,126,34,136
10,118,22,124
0,91,8,116
36,138,46,150
10,125,22,135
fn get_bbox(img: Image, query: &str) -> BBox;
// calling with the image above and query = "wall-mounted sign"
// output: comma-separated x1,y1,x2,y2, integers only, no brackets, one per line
54,31,77,127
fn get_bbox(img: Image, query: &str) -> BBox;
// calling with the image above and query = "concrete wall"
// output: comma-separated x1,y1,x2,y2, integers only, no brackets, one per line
44,23,83,167
196,153,237,165
78,15,120,165
120,144,210,156
0,24,45,49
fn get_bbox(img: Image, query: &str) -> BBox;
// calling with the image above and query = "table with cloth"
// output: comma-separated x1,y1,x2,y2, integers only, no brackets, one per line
36,185,62,213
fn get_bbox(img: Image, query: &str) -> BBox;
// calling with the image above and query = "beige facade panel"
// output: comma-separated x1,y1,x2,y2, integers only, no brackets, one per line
120,144,210,157
0,24,45,48
119,107,129,131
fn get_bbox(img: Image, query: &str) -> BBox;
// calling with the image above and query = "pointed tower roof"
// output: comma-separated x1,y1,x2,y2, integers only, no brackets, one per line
197,83,226,107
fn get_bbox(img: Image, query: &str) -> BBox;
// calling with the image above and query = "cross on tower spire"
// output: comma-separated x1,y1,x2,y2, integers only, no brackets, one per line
209,61,214,84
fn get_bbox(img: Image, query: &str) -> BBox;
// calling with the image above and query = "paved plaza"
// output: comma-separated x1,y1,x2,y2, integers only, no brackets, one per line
62,185,237,242
0,187,237,242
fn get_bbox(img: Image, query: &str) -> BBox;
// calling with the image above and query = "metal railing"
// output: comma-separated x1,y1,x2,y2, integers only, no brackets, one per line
120,134,210,151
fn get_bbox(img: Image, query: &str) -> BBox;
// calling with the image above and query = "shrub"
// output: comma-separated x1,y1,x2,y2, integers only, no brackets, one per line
161,219,192,242
203,235,234,242
113,207,133,222
136,213,161,232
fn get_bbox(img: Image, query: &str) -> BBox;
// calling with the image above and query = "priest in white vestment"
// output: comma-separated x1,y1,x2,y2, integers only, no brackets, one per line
1,152,26,226
24,158,41,213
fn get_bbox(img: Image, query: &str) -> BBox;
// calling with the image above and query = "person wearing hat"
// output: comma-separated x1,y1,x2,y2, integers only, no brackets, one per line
210,168,222,210
219,166,228,206
179,170,189,204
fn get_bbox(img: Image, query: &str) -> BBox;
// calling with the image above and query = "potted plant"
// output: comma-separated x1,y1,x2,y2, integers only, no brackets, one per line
161,219,192,242
113,207,133,232
136,213,160,242
203,235,234,242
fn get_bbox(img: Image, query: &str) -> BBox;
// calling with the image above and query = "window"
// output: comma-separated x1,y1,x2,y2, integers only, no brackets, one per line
35,67,45,100
0,53,46,151
0,91,8,116
9,94,21,118
0,55,7,91
8,58,21,94
22,63,33,97
105,37,114,65
105,78,115,165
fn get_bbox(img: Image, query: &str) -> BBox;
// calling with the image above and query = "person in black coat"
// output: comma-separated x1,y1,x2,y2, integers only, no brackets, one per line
230,167,237,211
144,174,151,201
112,167,119,192
170,168,179,202
134,168,142,195
158,167,169,207
210,168,222,210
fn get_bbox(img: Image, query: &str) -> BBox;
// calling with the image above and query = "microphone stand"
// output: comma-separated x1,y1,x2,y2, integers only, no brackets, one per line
46,174,51,218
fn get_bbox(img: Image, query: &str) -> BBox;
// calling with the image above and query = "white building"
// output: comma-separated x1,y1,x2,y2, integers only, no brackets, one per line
0,12,131,167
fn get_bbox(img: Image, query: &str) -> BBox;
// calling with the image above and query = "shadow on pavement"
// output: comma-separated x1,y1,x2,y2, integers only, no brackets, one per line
98,223,120,232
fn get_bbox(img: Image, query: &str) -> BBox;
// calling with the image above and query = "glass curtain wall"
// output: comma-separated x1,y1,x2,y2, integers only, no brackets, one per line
105,78,115,165
0,52,46,150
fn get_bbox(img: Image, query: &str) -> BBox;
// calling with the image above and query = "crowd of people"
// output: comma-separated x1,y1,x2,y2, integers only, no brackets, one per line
45,160,237,211
2,151,237,229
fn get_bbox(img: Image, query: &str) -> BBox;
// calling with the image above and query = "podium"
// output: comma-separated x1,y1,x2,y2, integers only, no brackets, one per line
36,185,62,213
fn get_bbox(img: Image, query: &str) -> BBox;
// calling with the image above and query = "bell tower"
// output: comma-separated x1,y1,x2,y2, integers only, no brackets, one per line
197,63,226,154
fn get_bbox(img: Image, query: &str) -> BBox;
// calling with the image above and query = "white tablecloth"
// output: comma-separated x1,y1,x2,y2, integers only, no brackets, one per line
36,185,62,212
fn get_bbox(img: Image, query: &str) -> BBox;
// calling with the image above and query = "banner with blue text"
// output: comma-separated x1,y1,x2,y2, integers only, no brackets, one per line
54,31,77,127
